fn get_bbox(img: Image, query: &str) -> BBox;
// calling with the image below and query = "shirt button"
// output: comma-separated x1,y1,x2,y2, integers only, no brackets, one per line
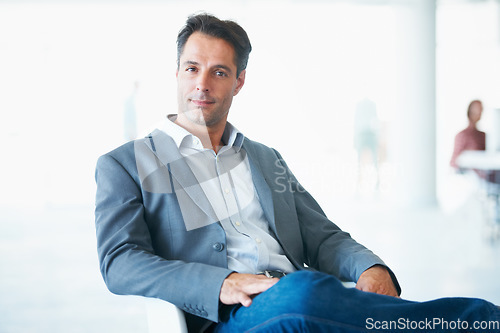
224,188,230,194
255,238,262,244
212,242,224,252
235,221,241,226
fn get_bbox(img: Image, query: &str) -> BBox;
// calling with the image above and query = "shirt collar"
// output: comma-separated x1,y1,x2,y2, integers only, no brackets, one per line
160,114,245,151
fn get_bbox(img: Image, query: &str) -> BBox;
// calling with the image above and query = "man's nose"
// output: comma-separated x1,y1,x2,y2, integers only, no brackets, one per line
196,72,210,92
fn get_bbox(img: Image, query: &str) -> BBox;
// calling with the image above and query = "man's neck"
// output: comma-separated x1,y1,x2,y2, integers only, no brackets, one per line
174,115,226,153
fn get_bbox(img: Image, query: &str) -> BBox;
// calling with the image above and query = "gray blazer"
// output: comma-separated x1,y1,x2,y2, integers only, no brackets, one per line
95,129,397,331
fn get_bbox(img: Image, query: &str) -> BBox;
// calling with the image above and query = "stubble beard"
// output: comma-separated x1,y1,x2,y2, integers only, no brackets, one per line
180,103,228,129
177,88,230,129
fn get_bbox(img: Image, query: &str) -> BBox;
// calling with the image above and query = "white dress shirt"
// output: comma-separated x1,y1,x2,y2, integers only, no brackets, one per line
160,115,296,274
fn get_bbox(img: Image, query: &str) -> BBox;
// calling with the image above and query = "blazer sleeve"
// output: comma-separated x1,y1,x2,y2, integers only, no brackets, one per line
272,149,401,295
94,152,233,322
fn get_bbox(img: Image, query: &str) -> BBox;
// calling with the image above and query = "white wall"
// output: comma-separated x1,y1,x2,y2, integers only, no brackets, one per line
0,0,499,213
0,1,400,210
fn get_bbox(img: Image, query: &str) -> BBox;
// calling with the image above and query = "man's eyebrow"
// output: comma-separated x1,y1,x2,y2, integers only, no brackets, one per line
214,64,233,73
181,60,233,74
182,60,200,67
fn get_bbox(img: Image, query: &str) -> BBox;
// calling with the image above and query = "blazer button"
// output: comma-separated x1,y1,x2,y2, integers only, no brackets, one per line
212,242,224,252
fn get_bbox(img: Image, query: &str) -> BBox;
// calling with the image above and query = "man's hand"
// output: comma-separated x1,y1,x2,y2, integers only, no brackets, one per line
220,272,279,307
355,265,399,297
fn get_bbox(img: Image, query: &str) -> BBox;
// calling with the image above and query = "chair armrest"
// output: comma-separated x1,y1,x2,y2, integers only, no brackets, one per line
145,298,187,333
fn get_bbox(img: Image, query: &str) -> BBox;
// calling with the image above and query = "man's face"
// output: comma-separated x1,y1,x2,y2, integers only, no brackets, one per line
176,32,245,128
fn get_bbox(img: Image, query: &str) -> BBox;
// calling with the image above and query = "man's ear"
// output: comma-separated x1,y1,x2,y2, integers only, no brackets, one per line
233,70,246,96
176,68,179,78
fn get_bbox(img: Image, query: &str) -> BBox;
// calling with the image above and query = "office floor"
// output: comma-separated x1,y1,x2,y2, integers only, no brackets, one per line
0,193,499,332
331,194,500,305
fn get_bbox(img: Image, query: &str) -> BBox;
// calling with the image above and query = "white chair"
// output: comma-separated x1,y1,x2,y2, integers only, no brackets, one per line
145,298,187,333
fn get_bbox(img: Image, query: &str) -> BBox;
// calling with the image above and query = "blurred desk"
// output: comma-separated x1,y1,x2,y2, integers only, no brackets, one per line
456,151,500,170
456,151,500,227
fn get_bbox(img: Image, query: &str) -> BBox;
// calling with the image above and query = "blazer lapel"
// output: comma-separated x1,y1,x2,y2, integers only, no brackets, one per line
144,129,218,229
242,141,277,234
243,140,305,269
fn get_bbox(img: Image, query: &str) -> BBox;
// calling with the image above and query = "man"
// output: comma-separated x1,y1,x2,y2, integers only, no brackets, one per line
95,14,499,332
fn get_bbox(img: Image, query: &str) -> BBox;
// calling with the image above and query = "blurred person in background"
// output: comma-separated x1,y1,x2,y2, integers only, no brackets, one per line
354,97,380,194
123,81,140,141
450,100,485,170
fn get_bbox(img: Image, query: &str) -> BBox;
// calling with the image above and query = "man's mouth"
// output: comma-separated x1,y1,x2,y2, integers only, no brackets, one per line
191,99,215,107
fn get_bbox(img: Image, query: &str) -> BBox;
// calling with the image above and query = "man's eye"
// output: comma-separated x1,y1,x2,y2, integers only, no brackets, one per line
186,67,196,72
215,71,227,77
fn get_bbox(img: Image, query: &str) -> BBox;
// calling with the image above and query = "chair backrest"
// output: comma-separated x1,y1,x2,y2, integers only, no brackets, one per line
145,298,187,333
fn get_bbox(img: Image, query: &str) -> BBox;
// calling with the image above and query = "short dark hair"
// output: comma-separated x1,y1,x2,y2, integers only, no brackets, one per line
176,13,252,77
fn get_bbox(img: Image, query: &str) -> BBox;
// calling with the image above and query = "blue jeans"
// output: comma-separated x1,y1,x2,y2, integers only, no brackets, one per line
214,271,499,332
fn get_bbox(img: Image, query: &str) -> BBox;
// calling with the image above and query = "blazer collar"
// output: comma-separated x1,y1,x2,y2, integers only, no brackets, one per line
160,115,245,152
